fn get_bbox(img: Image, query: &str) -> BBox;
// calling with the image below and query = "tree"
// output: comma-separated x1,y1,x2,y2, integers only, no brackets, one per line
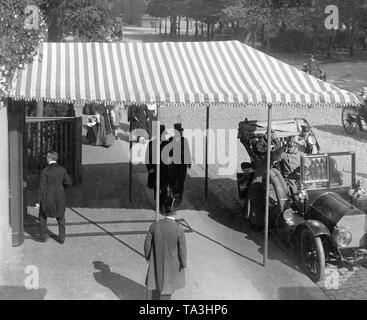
146,0,169,19
221,0,269,44
0,0,47,97
335,0,367,56
272,0,330,53
356,4,367,50
43,0,115,42
186,0,226,39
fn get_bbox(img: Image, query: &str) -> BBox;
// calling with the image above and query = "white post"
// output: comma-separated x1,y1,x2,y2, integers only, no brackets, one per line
264,103,273,267
0,99,11,269
155,103,160,221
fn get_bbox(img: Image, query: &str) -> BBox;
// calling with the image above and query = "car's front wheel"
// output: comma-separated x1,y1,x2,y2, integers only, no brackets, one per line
299,228,326,282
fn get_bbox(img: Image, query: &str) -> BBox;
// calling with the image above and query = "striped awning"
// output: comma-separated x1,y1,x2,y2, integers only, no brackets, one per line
10,40,359,106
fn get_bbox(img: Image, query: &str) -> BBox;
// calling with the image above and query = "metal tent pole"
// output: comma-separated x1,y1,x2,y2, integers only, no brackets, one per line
155,103,161,221
129,110,132,203
264,103,273,267
205,105,209,201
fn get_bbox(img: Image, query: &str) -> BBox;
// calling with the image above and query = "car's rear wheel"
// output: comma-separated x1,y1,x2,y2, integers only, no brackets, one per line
342,106,359,135
299,228,325,282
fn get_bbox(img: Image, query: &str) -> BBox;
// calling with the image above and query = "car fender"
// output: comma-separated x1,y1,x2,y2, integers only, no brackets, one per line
296,220,331,238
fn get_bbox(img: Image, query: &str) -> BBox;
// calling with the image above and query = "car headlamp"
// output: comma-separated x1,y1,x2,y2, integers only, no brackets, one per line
282,209,294,222
332,226,352,248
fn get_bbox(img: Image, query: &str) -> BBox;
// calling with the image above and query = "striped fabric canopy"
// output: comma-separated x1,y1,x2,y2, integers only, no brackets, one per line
11,40,358,106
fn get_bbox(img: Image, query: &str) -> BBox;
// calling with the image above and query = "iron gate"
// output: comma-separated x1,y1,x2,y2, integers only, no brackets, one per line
25,117,82,186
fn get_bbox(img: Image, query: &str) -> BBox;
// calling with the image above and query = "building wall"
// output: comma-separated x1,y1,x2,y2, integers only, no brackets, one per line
0,99,11,269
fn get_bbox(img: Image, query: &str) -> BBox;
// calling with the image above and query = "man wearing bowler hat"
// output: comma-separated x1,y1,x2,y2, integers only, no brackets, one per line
146,124,170,212
167,123,191,209
144,205,187,300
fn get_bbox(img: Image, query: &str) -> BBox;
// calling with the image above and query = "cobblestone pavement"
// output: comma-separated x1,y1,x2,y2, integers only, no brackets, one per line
318,261,367,300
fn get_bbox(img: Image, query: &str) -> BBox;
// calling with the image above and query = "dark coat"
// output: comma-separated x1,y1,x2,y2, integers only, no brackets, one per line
144,218,187,294
145,138,170,190
38,163,72,218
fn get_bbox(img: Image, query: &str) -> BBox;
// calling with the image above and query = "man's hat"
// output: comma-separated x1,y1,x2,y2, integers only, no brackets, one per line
360,87,367,96
174,123,184,132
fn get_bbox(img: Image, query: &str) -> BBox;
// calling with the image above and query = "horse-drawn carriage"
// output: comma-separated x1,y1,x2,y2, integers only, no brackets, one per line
237,118,367,282
342,87,367,135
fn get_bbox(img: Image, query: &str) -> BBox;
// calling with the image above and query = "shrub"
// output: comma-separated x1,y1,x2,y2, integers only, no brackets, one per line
25,101,75,117
273,29,312,52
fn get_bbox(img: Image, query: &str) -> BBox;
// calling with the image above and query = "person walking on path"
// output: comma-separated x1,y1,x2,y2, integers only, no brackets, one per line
146,125,170,212
168,123,192,208
36,151,72,244
144,208,187,300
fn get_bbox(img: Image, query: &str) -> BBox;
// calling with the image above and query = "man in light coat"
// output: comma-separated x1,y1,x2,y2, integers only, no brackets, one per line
144,208,187,300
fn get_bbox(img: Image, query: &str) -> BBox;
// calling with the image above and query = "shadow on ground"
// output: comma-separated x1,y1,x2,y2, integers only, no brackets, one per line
0,286,47,300
277,286,325,300
93,261,146,300
314,125,367,142
25,159,300,273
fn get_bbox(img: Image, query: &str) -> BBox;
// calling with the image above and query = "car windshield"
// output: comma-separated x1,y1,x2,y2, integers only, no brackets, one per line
300,153,353,190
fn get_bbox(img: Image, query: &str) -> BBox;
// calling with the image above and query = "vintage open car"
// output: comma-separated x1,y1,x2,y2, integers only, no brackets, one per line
237,118,367,282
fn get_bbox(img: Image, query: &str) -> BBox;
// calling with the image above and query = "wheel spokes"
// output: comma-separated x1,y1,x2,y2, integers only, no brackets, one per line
302,234,319,275
342,107,359,134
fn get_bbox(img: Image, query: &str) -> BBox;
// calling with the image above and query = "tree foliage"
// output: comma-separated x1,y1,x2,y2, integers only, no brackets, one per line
146,0,170,18
144,0,367,53
43,0,115,42
221,0,270,40
0,0,47,96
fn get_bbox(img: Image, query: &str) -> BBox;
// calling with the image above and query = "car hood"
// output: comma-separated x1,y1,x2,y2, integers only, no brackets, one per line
311,192,364,225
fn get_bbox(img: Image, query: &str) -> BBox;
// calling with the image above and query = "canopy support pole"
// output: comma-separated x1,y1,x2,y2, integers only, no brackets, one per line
129,109,132,203
155,103,161,222
205,104,209,201
264,103,272,267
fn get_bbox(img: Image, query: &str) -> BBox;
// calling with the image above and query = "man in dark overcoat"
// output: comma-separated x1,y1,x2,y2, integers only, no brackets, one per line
144,208,187,300
167,123,191,208
36,151,72,243
146,125,170,212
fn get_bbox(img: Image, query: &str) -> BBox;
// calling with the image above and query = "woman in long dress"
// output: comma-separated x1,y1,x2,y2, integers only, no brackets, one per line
95,111,106,147
95,104,114,148
86,115,98,145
